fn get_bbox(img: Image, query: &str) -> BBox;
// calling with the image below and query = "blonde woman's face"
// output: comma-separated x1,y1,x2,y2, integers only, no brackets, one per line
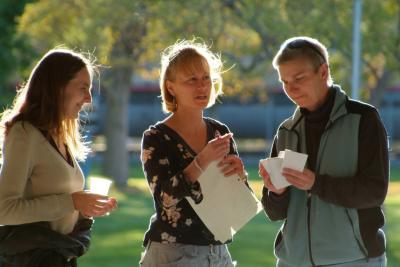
63,68,92,119
167,63,212,111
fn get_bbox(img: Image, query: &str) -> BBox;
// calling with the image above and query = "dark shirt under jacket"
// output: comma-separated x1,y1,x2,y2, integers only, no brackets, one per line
263,87,388,257
301,89,335,172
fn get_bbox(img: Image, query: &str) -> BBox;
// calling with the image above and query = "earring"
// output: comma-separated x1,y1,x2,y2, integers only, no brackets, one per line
172,96,178,111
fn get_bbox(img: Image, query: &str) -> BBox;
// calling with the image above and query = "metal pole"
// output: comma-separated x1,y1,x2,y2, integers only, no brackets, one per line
351,0,362,100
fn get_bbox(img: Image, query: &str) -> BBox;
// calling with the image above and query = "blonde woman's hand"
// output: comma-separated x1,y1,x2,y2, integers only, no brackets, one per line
196,133,232,170
71,191,117,217
217,154,246,179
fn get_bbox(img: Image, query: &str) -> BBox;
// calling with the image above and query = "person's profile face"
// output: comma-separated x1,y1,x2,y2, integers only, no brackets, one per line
62,67,92,119
277,57,328,112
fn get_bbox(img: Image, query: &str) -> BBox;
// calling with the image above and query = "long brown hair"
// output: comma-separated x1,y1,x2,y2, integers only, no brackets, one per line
0,48,95,160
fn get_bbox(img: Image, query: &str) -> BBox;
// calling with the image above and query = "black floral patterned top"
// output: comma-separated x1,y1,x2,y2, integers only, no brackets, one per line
140,117,238,246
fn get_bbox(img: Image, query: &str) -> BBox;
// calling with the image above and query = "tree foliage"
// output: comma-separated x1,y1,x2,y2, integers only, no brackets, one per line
18,0,155,185
14,0,400,184
0,0,35,108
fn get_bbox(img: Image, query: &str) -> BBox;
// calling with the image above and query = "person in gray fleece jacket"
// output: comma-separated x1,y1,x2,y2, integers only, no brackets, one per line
259,36,388,267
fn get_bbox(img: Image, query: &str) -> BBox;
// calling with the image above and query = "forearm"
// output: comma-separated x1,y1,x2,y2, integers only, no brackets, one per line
183,155,206,184
0,193,75,225
311,109,389,209
311,171,387,209
261,187,290,221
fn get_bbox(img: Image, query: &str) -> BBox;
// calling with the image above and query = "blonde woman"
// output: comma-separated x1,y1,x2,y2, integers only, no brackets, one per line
139,40,247,267
0,48,117,266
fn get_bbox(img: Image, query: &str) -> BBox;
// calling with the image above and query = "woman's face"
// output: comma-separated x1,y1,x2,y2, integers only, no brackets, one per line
166,59,212,112
63,67,92,119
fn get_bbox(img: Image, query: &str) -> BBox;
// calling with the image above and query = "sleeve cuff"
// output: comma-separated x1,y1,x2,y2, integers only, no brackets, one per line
310,174,324,195
262,186,289,202
182,174,203,204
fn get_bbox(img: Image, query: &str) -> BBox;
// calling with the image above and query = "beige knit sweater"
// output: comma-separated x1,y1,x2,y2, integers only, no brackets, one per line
0,121,84,234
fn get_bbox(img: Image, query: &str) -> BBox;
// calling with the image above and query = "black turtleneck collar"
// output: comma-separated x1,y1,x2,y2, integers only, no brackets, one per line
300,88,336,123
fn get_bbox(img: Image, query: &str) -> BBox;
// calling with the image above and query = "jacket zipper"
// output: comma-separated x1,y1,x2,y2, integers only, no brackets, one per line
307,192,317,267
306,121,333,267
345,209,368,258
280,117,319,266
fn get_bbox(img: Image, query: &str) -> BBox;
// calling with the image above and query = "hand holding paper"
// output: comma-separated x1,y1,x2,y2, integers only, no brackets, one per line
186,161,262,243
281,166,316,190
260,150,308,190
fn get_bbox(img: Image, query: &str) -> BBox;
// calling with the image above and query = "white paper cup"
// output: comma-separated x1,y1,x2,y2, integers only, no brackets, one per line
89,177,112,196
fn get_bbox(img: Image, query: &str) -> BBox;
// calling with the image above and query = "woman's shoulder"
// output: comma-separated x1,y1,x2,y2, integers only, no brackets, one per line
142,122,165,137
7,121,38,138
3,121,42,150
204,117,231,134
142,122,171,145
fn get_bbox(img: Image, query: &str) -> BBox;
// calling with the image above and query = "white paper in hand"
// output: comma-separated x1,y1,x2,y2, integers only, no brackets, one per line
186,161,262,243
282,149,308,171
260,157,288,189
260,149,308,190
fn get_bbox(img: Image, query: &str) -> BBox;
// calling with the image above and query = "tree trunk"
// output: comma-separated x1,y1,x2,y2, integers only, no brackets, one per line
103,67,131,187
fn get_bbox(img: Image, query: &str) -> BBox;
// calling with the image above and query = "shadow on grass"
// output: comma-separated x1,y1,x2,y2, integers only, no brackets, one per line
79,185,153,267
80,172,400,267
79,179,281,267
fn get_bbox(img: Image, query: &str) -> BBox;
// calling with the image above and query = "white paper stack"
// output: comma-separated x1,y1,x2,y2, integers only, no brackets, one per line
186,161,262,243
259,149,308,189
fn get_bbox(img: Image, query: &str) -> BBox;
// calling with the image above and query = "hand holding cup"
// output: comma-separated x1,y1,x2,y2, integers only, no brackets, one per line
72,177,117,217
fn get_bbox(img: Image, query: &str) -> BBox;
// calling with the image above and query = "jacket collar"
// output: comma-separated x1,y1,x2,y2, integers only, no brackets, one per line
328,85,348,123
281,84,348,131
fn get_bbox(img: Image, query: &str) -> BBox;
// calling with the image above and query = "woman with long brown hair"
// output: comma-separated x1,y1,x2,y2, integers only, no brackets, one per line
0,48,117,266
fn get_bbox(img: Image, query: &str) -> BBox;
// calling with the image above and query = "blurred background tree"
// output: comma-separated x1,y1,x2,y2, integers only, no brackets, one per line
0,0,36,108
18,0,160,186
1,0,399,186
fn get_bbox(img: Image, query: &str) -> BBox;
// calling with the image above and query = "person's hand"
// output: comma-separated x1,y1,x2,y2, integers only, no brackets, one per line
196,133,232,169
218,154,246,179
259,162,287,195
71,191,117,217
282,167,315,190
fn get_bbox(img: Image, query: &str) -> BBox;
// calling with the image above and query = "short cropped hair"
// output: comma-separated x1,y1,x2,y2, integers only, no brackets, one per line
159,39,223,113
273,36,333,85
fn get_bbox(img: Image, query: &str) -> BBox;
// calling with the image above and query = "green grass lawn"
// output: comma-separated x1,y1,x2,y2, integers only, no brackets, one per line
80,165,400,267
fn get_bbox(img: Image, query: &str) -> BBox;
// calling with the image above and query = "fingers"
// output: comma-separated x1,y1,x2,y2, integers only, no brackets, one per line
282,168,315,190
216,132,233,140
72,191,118,218
258,162,270,179
264,176,274,188
263,175,287,195
218,155,244,177
203,133,231,162
258,161,286,194
222,165,237,177
214,143,230,158
217,154,236,167
212,135,231,150
108,197,118,209
91,195,117,217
